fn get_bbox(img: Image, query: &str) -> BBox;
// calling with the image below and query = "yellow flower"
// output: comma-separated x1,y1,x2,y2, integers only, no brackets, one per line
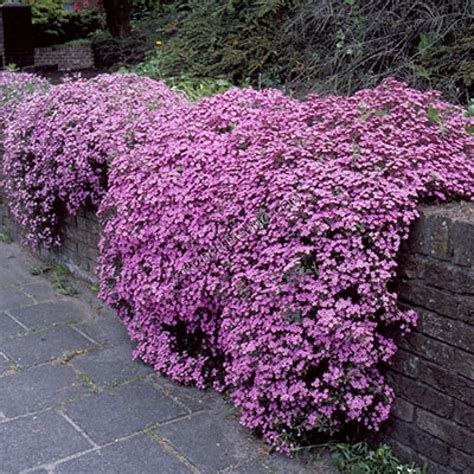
156,40,163,46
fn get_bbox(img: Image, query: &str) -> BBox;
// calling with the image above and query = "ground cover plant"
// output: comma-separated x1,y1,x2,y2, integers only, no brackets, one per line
1,72,473,454
328,442,424,473
97,78,473,450
0,71,49,127
2,73,185,248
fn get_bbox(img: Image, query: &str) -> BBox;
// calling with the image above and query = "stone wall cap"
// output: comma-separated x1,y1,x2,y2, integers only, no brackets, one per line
419,201,474,223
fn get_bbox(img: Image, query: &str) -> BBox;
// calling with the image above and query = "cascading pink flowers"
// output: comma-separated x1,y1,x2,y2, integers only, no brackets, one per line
2,73,185,247
2,72,473,452
0,71,49,126
98,79,473,450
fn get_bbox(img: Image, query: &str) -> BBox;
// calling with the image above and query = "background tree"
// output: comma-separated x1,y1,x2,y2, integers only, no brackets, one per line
102,0,131,38
24,0,68,47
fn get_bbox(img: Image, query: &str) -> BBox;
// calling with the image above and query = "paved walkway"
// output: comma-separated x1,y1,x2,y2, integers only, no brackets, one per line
0,241,335,474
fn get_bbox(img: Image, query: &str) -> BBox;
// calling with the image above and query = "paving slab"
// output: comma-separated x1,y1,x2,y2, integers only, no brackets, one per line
227,461,269,473
71,345,152,387
0,311,26,338
0,244,39,287
21,281,61,302
0,363,89,418
154,411,262,473
0,325,95,367
0,268,28,288
64,380,187,444
0,287,34,311
0,410,92,472
8,300,87,330
258,452,336,474
0,241,336,473
76,317,133,347
55,432,192,473
151,374,227,414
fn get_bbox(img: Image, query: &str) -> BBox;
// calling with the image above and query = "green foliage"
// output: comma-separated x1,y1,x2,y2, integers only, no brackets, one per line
91,2,188,69
21,0,103,47
166,76,237,101
125,57,238,100
124,0,471,103
329,443,425,474
25,0,68,46
135,0,301,87
30,264,52,276
51,265,79,296
30,263,78,296
0,232,12,244
63,8,103,43
466,100,474,135
129,0,159,18
466,100,474,117
279,0,473,103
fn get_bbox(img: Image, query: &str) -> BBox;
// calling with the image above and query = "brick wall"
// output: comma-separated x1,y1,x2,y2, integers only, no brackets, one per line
376,203,474,473
0,139,473,471
0,140,99,282
0,196,100,284
34,42,94,71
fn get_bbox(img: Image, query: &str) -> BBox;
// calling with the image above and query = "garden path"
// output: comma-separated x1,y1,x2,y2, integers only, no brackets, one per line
0,241,336,474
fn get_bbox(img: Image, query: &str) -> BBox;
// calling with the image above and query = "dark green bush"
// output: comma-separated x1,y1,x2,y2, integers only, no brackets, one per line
91,6,164,69
136,0,301,87
62,8,103,44
129,0,472,103
19,0,103,47
92,33,149,69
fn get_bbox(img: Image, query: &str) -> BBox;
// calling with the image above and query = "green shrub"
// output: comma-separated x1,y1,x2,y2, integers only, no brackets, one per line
25,0,68,47
62,8,103,43
126,0,471,103
136,0,301,87
20,0,103,47
125,57,238,100
51,265,79,296
0,232,12,244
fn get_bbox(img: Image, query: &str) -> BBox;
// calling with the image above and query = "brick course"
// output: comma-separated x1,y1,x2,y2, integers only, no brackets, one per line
34,42,94,71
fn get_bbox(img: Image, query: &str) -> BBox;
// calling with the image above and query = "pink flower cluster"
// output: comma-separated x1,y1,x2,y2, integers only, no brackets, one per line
0,72,49,126
3,73,185,247
97,79,473,450
2,72,473,451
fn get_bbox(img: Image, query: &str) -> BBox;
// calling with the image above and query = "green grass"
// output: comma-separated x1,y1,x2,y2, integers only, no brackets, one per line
30,263,79,296
30,264,52,276
77,372,95,389
0,232,12,244
51,264,79,296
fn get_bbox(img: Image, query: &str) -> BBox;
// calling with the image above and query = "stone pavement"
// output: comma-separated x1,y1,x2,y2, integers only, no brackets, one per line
0,241,336,474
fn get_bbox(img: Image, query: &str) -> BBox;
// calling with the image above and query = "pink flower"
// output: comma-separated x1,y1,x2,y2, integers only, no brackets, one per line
3,74,473,453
